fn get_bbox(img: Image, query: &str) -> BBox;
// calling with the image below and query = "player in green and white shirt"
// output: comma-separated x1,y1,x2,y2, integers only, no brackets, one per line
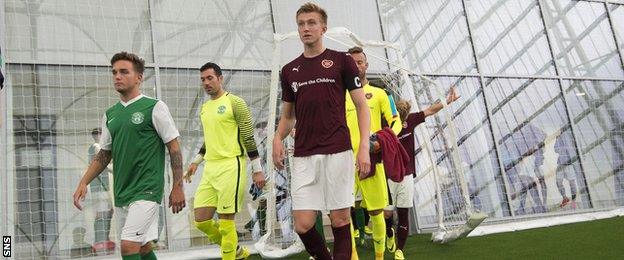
73,52,185,260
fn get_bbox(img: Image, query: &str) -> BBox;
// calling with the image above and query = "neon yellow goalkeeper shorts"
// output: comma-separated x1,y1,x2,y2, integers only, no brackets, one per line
194,156,247,214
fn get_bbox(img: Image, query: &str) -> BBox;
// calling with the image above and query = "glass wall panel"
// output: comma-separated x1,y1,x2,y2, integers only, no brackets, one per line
153,0,274,69
563,80,624,207
544,0,624,78
380,0,476,74
466,0,555,76
484,78,590,215
610,4,624,65
5,0,153,64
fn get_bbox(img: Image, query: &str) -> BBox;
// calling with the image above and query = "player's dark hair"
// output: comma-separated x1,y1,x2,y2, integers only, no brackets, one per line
200,62,223,76
110,51,145,74
347,46,366,57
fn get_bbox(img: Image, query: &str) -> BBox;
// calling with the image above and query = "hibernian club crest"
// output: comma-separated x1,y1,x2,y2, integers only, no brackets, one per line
218,105,226,114
131,112,144,124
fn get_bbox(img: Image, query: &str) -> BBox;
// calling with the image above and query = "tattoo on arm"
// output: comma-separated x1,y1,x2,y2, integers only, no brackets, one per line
93,150,112,168
168,140,184,185
171,150,183,174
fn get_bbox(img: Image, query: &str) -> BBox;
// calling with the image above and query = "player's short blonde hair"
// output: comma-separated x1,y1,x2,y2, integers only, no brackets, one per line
296,2,327,24
396,99,411,122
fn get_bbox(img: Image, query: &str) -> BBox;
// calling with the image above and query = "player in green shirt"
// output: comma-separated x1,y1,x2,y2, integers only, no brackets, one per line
73,51,185,260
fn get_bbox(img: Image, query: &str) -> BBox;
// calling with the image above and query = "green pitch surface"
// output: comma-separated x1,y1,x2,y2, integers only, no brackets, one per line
249,216,623,259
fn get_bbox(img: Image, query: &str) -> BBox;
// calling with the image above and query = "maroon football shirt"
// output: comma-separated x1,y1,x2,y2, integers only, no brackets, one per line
397,111,425,176
280,48,361,157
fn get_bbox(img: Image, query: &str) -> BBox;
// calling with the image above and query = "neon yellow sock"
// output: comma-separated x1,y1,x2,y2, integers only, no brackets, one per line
194,219,222,245
371,213,386,256
219,219,238,260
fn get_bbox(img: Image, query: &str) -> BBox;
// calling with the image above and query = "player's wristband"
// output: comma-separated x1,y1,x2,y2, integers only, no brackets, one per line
192,154,204,165
251,158,262,173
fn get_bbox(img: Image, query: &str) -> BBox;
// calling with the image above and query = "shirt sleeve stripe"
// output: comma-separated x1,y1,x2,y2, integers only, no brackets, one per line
229,95,259,158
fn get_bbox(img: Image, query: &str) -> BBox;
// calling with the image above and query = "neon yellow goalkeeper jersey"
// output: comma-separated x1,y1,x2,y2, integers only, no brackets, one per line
346,83,402,152
200,92,258,161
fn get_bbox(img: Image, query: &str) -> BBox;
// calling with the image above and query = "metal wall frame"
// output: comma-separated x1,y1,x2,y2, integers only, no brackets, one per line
380,0,624,226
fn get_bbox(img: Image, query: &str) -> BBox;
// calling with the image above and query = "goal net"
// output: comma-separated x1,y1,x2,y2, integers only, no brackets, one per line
406,75,488,243
377,59,488,244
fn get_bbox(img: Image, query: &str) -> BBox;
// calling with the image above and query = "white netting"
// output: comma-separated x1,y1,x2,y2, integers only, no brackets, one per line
254,126,304,258
323,28,487,244
383,74,489,244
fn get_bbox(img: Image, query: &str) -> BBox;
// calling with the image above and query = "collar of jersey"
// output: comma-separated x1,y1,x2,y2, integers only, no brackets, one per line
208,92,228,102
120,94,145,107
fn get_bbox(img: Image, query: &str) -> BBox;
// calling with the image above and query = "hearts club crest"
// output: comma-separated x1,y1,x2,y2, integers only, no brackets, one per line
321,59,334,68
